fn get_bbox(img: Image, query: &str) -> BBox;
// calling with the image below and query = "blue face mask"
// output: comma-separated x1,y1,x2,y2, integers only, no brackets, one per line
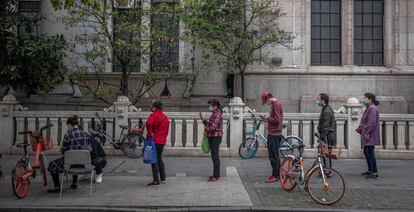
315,100,321,107
361,98,368,106
208,106,213,112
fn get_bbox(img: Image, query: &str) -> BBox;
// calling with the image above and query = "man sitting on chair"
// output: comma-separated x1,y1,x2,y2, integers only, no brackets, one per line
47,115,106,193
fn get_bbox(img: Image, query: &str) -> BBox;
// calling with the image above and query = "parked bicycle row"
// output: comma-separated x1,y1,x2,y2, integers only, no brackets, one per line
7,91,382,206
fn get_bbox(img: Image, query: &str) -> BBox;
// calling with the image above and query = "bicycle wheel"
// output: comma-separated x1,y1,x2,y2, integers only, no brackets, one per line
39,153,47,186
239,137,259,159
306,167,345,205
279,157,297,191
121,133,145,158
280,136,304,159
11,162,30,199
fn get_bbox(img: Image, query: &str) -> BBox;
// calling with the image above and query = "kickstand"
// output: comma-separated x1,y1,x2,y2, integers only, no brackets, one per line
297,185,303,193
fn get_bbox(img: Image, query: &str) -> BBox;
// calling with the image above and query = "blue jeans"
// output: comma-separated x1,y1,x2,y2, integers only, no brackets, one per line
363,146,378,173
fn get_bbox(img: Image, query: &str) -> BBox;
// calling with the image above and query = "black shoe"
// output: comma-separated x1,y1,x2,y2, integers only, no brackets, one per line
147,181,161,186
361,171,371,176
365,173,378,179
47,187,60,193
70,184,77,189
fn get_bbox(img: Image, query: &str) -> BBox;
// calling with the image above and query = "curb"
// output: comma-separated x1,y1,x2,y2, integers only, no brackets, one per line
0,206,398,212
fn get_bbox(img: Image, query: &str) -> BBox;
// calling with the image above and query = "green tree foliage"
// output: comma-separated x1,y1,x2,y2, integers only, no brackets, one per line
50,0,179,104
179,0,294,99
0,0,67,95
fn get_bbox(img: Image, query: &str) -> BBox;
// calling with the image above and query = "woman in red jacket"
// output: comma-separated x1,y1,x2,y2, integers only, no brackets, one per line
146,99,170,186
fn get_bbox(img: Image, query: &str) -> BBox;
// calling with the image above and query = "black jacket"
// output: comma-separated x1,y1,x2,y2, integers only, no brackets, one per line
317,105,336,138
90,137,106,159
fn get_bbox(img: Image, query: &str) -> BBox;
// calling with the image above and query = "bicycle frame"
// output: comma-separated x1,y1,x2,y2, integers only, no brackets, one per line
19,136,45,179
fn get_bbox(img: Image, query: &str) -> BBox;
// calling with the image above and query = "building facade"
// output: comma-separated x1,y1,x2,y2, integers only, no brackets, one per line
6,0,414,113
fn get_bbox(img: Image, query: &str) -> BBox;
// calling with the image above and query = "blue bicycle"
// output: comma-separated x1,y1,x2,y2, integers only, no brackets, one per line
239,108,304,159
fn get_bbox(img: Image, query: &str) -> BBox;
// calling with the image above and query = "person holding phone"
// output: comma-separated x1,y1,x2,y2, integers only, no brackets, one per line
199,99,223,182
260,91,284,183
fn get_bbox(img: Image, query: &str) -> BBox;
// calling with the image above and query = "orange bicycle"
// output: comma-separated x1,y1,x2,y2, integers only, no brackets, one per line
12,124,53,198
279,132,345,205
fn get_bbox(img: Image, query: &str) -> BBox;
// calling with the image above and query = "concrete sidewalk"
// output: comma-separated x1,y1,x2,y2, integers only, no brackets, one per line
0,156,414,211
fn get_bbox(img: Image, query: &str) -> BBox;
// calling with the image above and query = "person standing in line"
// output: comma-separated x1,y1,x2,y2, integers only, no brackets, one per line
357,93,380,179
316,93,337,175
260,91,284,183
146,99,170,186
200,99,223,182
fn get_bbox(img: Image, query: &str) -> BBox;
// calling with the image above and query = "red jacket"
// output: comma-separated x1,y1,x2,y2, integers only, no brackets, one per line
146,110,170,145
267,100,284,135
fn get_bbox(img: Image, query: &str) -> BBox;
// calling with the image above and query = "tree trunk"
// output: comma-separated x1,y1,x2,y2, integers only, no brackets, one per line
121,65,128,96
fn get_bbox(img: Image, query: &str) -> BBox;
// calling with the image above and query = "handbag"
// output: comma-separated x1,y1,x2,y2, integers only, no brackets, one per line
201,133,210,154
355,126,362,134
143,135,157,164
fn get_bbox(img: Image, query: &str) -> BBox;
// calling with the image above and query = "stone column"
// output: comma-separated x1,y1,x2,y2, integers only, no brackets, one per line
140,0,151,72
336,120,346,149
345,98,364,158
113,96,131,139
341,0,354,65
384,0,395,67
0,93,20,154
409,122,414,150
396,122,407,150
229,97,245,157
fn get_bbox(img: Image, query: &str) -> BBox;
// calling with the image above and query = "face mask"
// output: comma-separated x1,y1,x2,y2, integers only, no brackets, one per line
265,100,271,105
208,106,213,112
361,99,368,106
315,100,321,107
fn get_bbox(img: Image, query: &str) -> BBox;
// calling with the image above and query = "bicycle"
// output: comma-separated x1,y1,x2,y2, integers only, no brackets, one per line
279,132,345,205
88,112,145,158
12,124,54,199
239,108,304,159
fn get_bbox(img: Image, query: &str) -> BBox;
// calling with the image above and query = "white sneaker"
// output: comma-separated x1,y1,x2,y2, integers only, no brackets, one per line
96,173,103,184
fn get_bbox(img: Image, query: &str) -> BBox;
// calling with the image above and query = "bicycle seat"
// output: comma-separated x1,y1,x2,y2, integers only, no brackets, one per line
119,125,129,129
16,143,29,148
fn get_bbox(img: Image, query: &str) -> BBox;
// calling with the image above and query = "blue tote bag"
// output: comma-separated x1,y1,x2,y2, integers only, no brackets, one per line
143,136,157,164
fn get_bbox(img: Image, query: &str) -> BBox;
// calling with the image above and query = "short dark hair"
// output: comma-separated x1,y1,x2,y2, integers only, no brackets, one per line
208,99,221,107
151,99,163,110
364,92,380,106
319,93,329,105
67,115,79,125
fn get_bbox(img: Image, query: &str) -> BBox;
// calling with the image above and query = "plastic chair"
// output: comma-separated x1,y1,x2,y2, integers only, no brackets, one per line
60,150,95,198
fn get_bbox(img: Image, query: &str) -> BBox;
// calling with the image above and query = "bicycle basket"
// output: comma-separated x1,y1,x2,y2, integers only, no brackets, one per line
321,143,342,160
29,131,53,152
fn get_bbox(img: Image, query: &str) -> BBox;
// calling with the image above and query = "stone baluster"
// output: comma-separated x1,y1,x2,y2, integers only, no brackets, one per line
175,120,183,147
302,120,311,149
385,121,395,150
397,121,407,150
186,120,194,147
378,121,384,150
49,118,59,146
222,119,229,147
336,120,346,149
197,120,204,147
15,117,26,144
409,122,414,150
291,120,300,137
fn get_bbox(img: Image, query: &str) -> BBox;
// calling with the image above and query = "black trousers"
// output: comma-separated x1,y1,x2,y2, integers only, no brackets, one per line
208,137,222,177
363,146,378,173
322,132,336,169
151,144,166,182
268,135,282,177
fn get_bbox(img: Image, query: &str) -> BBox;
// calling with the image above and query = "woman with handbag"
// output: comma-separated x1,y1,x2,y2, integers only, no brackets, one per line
199,99,223,182
146,99,170,186
356,93,380,179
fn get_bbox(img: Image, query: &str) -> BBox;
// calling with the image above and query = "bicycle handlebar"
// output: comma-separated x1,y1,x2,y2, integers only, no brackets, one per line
40,124,53,131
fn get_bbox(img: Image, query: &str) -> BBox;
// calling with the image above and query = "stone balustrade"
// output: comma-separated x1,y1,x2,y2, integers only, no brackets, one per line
0,95,413,159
